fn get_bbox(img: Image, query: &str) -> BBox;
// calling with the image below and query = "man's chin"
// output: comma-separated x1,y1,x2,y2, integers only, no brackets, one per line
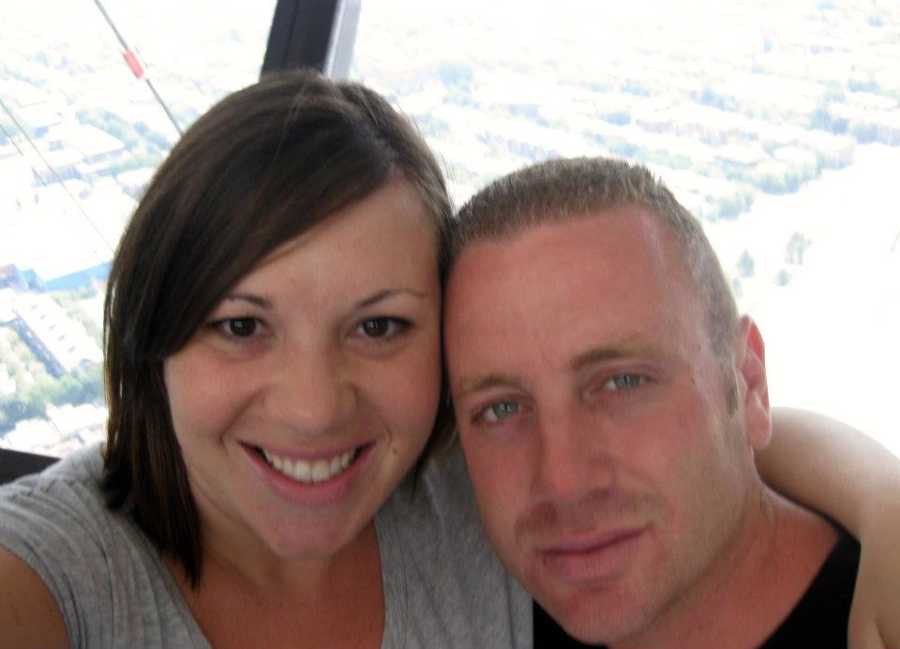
535,582,653,647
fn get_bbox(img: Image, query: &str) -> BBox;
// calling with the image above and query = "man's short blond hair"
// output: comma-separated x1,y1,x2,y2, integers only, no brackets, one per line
451,157,739,399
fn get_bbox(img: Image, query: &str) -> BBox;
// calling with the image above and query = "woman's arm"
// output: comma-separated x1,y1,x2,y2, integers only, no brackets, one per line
0,547,68,649
762,407,900,649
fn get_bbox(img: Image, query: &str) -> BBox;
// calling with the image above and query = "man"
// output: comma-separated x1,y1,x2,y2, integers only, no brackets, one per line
444,157,859,648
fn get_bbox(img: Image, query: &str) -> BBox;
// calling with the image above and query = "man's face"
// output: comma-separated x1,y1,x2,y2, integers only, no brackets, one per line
445,206,767,645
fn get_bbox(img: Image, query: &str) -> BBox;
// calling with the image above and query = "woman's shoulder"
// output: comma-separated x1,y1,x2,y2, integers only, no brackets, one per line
0,442,133,592
0,444,208,648
1,443,103,506
0,444,109,529
378,443,533,649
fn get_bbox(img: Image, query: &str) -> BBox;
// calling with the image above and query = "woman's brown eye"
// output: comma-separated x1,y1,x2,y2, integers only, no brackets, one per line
227,318,258,337
361,318,391,338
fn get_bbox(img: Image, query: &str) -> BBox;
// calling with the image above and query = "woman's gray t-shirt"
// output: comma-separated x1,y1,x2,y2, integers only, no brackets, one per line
0,444,531,648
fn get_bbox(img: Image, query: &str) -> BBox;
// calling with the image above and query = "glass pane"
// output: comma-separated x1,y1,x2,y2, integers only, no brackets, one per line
1,0,276,456
353,0,900,455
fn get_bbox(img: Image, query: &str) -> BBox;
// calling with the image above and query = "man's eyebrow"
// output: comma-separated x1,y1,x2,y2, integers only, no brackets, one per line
569,338,651,373
569,344,636,372
454,373,524,401
355,288,427,309
454,342,653,401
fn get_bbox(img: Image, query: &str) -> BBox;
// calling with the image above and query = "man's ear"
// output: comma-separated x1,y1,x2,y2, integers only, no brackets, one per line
736,315,771,450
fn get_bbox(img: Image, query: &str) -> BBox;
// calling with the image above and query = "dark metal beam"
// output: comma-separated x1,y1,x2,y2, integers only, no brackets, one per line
0,448,58,485
262,0,339,75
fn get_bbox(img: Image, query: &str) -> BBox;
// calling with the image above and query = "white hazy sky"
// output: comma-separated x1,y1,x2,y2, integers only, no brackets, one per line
2,0,898,455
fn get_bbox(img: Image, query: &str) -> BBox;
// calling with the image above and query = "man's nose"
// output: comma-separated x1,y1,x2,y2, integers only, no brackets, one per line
534,407,614,502
263,343,357,436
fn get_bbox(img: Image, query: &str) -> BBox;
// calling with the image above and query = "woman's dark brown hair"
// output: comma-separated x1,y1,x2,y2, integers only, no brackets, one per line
102,69,454,586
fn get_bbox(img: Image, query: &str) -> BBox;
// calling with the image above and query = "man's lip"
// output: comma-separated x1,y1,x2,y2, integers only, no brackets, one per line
534,525,647,584
538,526,646,555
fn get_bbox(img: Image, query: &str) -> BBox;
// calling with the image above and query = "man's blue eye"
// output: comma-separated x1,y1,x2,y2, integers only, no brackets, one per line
604,374,647,391
482,401,519,424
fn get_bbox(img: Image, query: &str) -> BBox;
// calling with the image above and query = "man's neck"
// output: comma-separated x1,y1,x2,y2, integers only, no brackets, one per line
614,486,838,649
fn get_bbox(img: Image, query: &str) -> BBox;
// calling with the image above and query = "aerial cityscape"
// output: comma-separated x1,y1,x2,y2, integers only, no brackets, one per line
1,0,898,457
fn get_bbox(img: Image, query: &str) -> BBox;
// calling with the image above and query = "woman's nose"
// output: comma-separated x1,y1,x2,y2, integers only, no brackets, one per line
262,343,358,437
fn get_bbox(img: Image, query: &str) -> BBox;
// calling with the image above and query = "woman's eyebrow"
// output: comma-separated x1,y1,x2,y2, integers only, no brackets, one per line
355,288,427,309
223,293,273,309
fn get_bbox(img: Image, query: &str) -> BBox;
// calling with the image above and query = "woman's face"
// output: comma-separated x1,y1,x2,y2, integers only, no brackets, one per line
164,177,441,564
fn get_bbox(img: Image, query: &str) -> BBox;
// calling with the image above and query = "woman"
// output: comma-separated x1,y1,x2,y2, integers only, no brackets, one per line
0,70,896,649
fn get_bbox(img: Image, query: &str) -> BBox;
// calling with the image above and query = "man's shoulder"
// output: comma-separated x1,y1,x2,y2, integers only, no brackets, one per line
760,527,859,648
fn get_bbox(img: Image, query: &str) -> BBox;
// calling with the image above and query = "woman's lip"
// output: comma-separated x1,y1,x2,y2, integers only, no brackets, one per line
244,441,375,505
242,440,372,461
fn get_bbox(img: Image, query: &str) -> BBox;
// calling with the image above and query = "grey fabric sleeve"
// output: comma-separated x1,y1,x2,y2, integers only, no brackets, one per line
0,447,207,649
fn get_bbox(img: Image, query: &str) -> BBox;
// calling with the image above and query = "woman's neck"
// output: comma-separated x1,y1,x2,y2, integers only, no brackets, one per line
168,522,385,649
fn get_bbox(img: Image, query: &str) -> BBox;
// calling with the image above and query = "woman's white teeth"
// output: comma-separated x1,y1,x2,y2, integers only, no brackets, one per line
261,448,357,484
